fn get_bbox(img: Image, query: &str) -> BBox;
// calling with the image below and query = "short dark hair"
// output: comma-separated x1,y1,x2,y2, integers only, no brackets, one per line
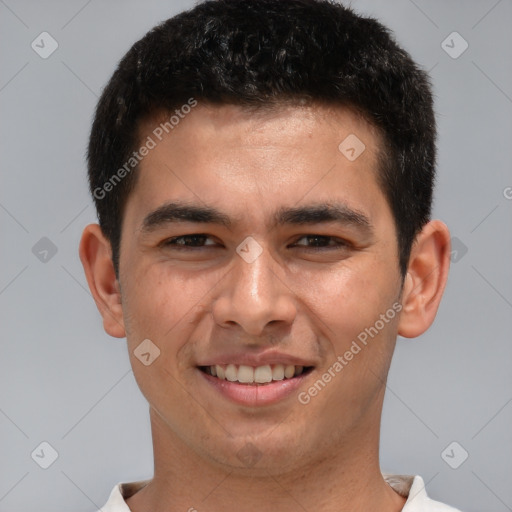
87,0,436,279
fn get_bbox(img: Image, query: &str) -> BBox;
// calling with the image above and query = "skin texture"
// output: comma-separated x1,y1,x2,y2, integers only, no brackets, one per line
80,103,451,512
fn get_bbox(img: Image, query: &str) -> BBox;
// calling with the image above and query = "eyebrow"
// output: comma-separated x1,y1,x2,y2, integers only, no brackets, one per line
272,203,372,232
141,202,233,232
140,201,373,234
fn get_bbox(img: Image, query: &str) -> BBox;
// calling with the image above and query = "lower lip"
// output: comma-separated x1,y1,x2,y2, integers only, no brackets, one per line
198,369,311,407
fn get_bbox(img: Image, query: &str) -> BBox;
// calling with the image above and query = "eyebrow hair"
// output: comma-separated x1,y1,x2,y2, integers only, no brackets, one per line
272,203,372,232
140,201,373,234
141,202,233,232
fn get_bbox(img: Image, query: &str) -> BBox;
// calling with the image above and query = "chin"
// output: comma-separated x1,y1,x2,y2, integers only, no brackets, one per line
199,428,311,475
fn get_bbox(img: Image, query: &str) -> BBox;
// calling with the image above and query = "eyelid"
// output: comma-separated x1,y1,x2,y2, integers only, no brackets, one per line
292,235,352,248
161,234,219,247
159,233,352,250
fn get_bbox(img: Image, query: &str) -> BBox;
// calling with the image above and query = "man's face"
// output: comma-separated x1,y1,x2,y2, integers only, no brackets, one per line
118,103,403,471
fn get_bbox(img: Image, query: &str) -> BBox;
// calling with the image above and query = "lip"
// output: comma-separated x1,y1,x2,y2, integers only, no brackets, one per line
198,367,313,407
196,350,316,368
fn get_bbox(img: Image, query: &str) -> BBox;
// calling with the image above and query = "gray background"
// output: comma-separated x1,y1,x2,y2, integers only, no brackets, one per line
1,0,511,510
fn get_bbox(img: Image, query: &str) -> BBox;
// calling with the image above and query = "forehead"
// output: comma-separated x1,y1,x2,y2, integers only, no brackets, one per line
126,102,387,230
140,102,381,152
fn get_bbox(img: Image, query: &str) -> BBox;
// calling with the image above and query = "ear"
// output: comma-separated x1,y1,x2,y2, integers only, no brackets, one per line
397,220,451,338
79,223,126,338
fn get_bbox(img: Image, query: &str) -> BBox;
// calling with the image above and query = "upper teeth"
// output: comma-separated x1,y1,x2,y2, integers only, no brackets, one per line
209,364,304,383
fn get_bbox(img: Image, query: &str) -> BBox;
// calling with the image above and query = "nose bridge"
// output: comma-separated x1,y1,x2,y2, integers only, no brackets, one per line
212,239,296,334
238,244,274,303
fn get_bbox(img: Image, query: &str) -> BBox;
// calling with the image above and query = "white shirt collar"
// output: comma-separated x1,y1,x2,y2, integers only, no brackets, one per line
99,474,461,511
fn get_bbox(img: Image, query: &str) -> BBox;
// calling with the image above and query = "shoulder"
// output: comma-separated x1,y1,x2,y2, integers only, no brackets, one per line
97,480,151,512
383,473,463,511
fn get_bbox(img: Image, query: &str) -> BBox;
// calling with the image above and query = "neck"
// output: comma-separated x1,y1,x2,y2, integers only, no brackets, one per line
126,407,406,512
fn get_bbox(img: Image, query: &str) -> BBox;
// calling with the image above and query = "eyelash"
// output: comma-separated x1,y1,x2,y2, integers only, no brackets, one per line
294,235,351,250
161,234,216,248
161,234,351,250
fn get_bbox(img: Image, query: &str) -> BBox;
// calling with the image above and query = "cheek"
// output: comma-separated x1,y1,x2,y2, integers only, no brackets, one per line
122,264,218,350
300,265,400,424
292,259,398,342
121,267,206,411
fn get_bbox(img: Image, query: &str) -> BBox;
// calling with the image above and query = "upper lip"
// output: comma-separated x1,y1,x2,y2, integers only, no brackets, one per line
197,350,316,368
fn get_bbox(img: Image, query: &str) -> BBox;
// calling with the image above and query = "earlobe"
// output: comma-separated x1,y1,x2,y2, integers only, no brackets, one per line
397,220,451,338
79,224,126,338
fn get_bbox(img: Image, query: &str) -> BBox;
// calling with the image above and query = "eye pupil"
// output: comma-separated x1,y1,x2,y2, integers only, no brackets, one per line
182,235,206,246
307,235,329,246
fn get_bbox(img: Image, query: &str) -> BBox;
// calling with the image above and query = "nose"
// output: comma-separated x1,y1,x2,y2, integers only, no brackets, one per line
211,242,297,336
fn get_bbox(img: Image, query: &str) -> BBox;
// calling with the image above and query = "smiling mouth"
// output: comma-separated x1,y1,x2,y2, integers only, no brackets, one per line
198,364,314,385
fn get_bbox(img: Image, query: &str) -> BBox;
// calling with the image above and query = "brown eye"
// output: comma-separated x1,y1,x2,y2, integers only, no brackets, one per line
293,235,350,249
